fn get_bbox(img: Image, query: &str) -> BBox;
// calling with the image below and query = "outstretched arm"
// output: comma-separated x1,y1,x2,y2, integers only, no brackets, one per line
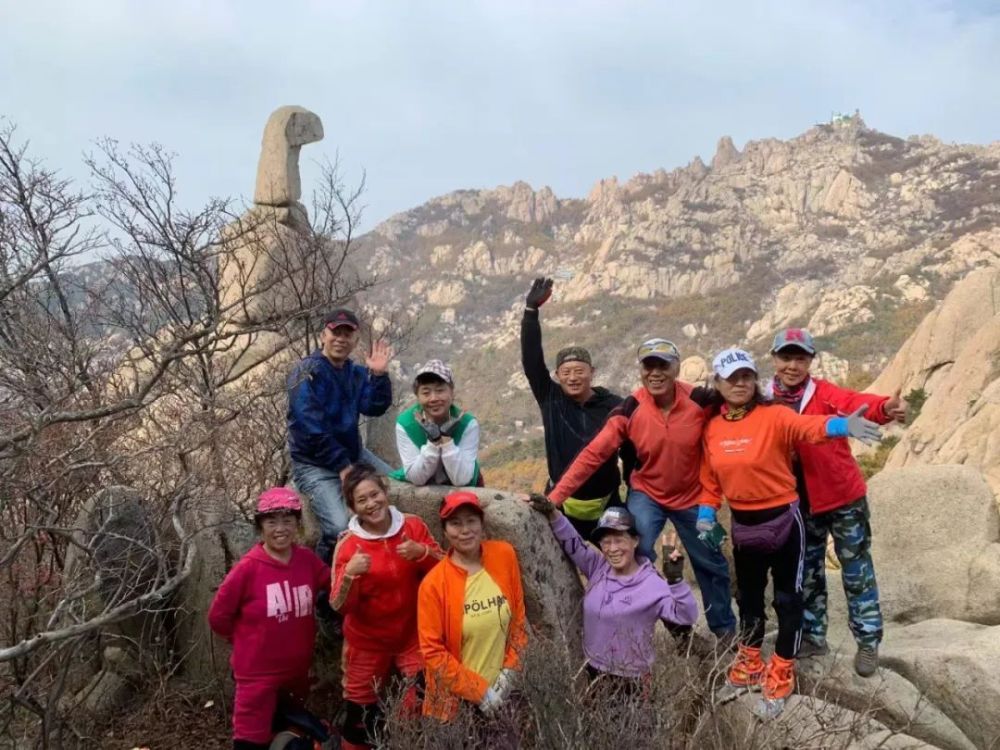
549,410,628,503
521,278,554,403
548,512,605,579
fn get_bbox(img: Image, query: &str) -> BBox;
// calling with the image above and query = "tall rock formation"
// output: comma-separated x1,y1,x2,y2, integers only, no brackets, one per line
869,265,1000,495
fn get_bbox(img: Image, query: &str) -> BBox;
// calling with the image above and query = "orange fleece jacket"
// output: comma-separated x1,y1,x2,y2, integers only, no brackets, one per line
699,404,830,511
550,382,706,509
417,540,528,722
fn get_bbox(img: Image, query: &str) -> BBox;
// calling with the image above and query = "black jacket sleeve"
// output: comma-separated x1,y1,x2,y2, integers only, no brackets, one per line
520,308,551,404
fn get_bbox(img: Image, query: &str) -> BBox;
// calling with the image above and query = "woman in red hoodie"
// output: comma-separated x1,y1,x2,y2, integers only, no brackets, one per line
330,463,443,750
208,487,331,750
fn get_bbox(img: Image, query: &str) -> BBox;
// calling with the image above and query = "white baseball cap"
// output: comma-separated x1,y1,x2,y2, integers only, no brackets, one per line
712,348,758,379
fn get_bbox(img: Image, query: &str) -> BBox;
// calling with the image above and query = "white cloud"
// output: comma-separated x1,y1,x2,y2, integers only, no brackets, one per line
0,0,997,228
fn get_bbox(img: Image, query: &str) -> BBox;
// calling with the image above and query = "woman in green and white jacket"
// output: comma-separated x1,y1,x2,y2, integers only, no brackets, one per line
392,360,482,487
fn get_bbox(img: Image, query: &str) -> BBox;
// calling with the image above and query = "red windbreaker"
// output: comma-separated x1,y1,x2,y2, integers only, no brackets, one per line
331,509,442,652
768,378,892,515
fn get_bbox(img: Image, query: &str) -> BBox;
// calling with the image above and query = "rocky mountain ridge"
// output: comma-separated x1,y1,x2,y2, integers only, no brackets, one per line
357,114,1000,443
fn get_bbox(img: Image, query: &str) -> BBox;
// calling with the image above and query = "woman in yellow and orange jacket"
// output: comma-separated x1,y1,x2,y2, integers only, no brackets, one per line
417,491,528,722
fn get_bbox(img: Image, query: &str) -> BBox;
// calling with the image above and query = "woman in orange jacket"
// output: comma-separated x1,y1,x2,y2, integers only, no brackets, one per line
698,348,882,720
417,491,528,723
330,464,443,749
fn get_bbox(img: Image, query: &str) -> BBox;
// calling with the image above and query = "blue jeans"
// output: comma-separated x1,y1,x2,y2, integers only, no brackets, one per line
627,490,736,634
291,449,393,565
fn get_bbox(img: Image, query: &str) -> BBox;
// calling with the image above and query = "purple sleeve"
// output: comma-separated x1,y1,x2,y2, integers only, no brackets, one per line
550,512,606,580
657,581,699,627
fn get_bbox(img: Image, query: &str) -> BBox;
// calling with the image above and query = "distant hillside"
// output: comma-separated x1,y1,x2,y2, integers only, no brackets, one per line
356,114,1000,451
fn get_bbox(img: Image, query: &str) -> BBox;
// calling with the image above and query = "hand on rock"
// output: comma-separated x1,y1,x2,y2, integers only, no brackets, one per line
526,493,556,517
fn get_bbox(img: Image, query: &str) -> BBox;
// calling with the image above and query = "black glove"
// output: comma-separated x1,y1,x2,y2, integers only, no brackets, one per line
525,277,553,310
439,414,464,437
419,419,443,443
528,493,556,517
661,545,685,584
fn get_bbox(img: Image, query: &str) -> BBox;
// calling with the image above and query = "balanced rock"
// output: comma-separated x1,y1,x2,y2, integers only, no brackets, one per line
254,105,324,207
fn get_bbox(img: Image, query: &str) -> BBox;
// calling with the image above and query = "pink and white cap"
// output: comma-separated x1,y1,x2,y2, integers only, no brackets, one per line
256,487,302,515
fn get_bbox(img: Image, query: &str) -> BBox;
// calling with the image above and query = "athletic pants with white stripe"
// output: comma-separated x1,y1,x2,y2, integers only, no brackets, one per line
731,503,805,660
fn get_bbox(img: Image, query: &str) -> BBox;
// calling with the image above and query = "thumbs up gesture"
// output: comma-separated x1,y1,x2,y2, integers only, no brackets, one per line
345,549,372,576
884,388,908,423
396,533,427,562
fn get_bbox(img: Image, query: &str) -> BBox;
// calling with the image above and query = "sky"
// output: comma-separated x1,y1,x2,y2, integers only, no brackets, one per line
2,0,999,231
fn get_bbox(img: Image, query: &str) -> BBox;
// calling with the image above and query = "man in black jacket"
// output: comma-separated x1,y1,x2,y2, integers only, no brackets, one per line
521,278,628,539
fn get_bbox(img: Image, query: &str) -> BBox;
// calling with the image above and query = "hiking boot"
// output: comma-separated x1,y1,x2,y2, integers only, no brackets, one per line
727,644,766,689
797,638,830,659
762,654,795,702
854,644,879,677
754,654,795,721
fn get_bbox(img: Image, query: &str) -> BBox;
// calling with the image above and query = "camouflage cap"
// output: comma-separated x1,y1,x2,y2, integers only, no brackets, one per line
555,346,592,368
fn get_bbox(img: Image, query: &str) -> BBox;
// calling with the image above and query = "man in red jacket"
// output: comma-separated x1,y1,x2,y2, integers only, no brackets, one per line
767,329,906,678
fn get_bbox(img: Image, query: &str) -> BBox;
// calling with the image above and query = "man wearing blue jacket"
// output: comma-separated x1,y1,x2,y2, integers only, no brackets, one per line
287,308,394,564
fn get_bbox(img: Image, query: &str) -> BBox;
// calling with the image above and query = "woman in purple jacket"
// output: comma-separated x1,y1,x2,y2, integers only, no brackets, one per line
524,494,698,690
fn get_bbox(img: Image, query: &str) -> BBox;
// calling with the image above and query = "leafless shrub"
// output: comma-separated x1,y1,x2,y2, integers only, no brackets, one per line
372,634,925,750
0,120,375,747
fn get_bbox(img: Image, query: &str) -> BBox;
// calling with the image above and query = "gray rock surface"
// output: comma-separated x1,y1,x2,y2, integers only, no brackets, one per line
881,619,1000,750
868,465,1000,624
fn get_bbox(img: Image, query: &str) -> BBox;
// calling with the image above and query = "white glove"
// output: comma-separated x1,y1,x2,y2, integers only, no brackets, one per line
492,668,515,700
479,687,504,716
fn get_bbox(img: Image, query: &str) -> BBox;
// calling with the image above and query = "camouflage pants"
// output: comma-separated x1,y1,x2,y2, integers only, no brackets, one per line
801,497,883,648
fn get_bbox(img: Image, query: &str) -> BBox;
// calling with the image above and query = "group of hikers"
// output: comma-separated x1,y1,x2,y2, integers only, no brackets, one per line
208,280,906,748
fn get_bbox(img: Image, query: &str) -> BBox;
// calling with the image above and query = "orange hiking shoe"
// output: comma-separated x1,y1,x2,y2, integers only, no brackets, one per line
762,654,795,702
727,644,765,689
754,654,796,720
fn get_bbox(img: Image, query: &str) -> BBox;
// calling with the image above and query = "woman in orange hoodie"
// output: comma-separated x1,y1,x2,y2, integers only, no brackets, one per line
417,491,528,724
698,348,882,720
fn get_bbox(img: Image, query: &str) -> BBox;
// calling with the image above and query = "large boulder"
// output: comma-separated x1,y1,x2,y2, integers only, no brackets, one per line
881,619,1000,750
708,692,935,749
868,267,1000,497
175,496,257,684
798,652,976,750
868,465,1000,624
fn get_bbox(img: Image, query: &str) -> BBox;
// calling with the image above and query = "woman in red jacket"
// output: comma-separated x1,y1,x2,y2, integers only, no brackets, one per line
330,463,443,750
767,328,906,677
698,348,882,719
208,487,330,750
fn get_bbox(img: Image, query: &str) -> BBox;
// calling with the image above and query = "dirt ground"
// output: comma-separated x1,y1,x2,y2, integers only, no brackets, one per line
97,678,342,749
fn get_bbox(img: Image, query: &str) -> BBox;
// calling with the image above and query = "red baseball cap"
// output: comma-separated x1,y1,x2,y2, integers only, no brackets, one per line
439,491,484,520
323,308,359,331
